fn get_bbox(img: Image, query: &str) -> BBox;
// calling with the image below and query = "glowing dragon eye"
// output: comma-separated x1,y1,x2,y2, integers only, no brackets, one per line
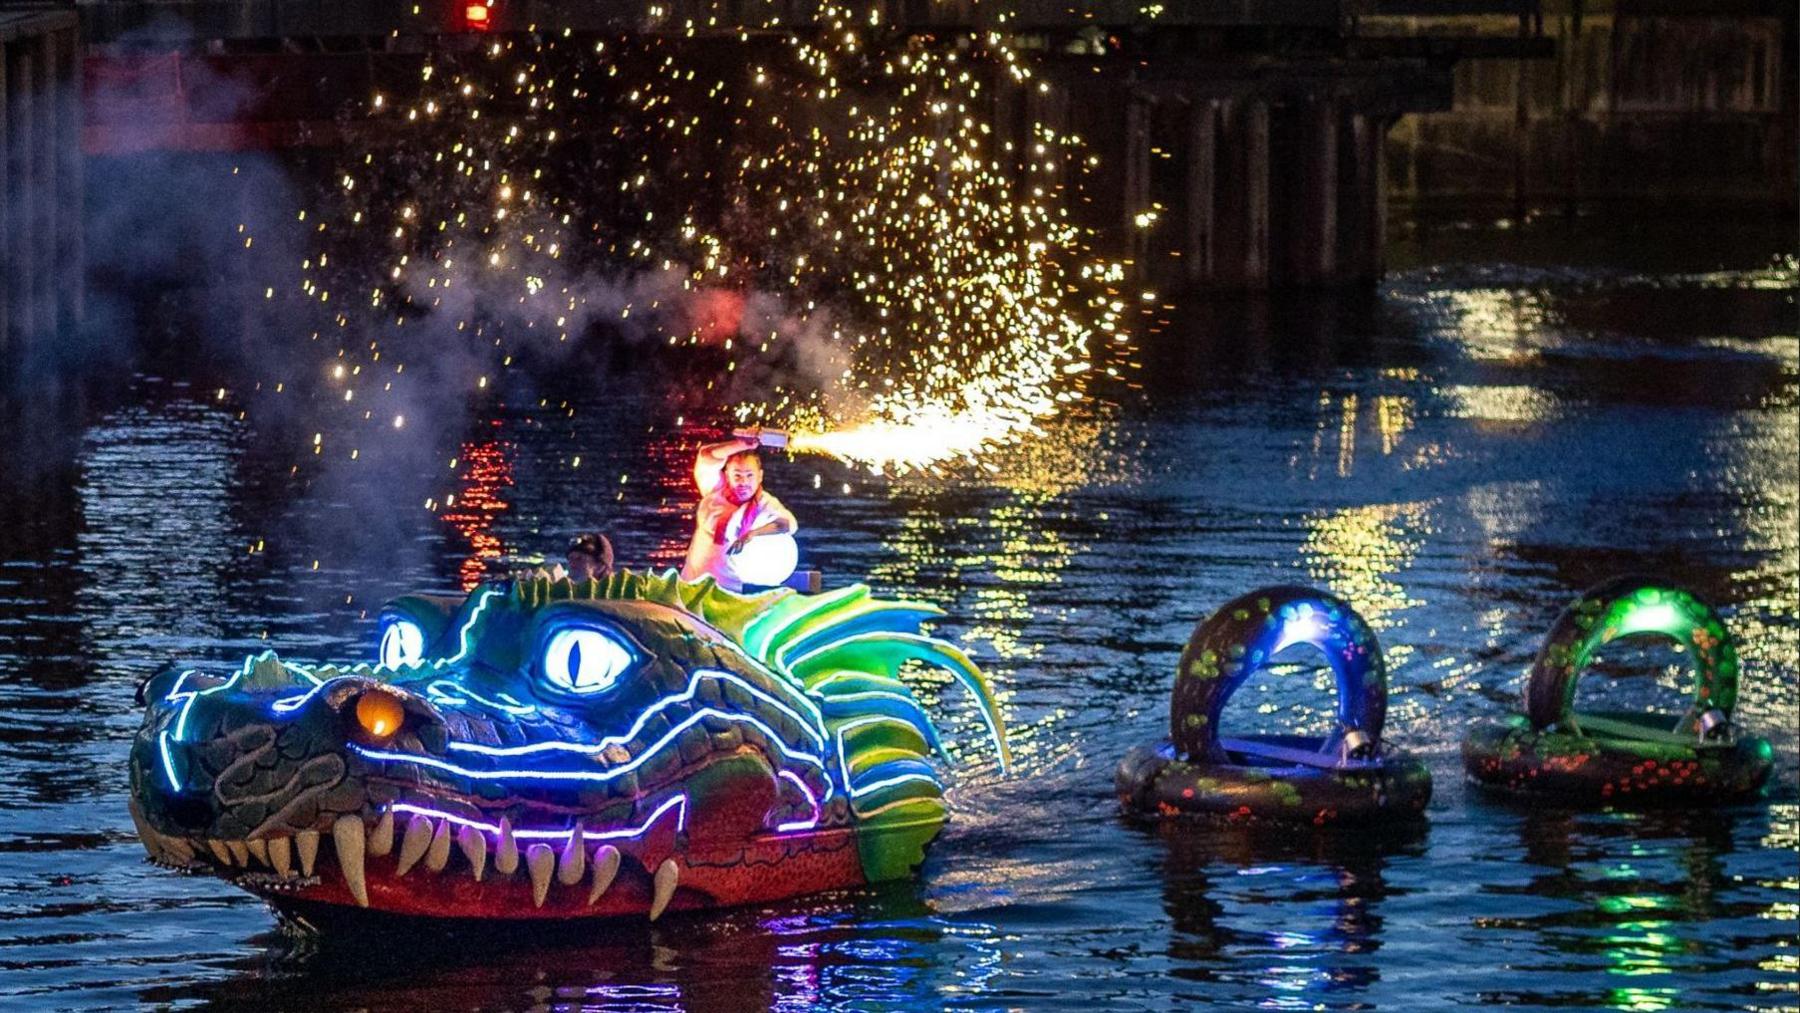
542,628,633,694
379,620,426,668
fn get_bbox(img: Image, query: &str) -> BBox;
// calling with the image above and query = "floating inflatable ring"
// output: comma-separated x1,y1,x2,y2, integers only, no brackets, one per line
1117,586,1431,825
1462,577,1774,805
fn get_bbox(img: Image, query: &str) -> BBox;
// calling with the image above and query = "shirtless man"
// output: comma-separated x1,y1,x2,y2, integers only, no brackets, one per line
680,434,797,590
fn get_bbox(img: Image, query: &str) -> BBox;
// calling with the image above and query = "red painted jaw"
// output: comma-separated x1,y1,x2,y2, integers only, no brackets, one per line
243,821,868,921
138,794,869,922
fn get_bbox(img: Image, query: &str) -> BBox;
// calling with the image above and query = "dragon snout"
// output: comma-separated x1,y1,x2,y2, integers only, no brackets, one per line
287,676,442,751
129,667,446,839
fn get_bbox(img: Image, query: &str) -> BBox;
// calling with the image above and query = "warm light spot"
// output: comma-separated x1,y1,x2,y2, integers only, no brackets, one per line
355,692,406,740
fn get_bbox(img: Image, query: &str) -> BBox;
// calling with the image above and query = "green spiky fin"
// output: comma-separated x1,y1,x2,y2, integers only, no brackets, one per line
740,584,945,672
835,718,934,768
792,632,1011,772
508,568,793,645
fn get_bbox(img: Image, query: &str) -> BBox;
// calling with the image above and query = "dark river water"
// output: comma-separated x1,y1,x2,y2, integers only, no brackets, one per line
0,211,1796,1010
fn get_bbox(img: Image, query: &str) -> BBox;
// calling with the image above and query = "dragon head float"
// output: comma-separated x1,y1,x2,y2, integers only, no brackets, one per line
126,569,1008,923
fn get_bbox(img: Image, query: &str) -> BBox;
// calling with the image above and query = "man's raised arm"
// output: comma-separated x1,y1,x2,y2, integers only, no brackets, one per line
692,434,761,493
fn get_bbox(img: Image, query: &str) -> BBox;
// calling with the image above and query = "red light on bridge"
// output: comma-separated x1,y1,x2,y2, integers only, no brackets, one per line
464,2,491,28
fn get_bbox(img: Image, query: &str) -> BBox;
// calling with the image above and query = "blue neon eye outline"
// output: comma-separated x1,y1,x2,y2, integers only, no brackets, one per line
379,619,427,668
538,624,639,695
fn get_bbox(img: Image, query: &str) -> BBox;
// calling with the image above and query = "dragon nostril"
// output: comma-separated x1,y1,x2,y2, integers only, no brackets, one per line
353,690,407,742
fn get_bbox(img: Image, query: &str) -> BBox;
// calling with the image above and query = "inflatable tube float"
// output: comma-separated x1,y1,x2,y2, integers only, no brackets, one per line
1117,586,1431,825
1462,577,1773,805
126,568,1008,926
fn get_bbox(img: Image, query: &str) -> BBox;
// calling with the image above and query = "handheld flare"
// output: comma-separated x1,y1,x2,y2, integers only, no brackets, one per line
732,427,790,450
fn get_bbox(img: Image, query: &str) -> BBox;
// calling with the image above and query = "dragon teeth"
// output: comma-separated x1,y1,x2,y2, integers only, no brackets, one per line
144,826,193,867
332,815,369,908
395,814,433,877
161,833,195,866
368,811,395,857
225,841,250,867
495,817,519,876
457,825,488,882
246,839,269,867
424,820,452,873
296,830,320,876
269,836,293,877
206,839,232,866
587,845,621,905
649,859,679,922
129,804,197,868
556,823,586,886
526,844,555,908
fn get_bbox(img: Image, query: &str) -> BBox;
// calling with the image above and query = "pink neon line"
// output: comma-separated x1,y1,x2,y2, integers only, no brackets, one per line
775,770,822,832
388,794,687,843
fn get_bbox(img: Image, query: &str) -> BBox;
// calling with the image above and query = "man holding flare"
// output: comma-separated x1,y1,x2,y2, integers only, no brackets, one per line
681,428,799,591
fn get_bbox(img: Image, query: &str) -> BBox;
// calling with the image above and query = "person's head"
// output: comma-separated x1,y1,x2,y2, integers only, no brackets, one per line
566,533,614,582
721,449,763,505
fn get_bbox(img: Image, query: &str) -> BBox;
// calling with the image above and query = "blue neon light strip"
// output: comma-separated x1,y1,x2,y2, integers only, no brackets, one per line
854,794,944,820
158,731,181,791
832,715,944,804
446,669,825,757
425,679,537,716
270,680,330,715
169,653,329,786
356,706,830,783
387,794,687,843
702,637,829,729
373,587,502,676
803,634,1010,771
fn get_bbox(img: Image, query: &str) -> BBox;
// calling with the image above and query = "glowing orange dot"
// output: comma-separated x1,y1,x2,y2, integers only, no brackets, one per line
465,3,490,24
355,692,406,740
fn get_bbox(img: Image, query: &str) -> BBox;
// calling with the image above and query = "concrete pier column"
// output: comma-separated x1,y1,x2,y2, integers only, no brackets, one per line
1213,97,1270,288
31,29,57,348
1025,73,1071,197
5,38,39,349
1183,98,1217,284
1064,75,1130,239
1335,111,1388,285
55,23,83,338
1281,97,1338,285
0,43,9,364
1122,92,1153,269
1,9,81,370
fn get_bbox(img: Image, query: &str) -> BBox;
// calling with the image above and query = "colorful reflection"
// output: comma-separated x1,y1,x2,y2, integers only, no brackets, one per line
858,410,1131,768
438,436,514,591
1306,389,1421,480
1478,806,1800,1011
1300,501,1429,635
1438,288,1558,362
1154,826,1412,1004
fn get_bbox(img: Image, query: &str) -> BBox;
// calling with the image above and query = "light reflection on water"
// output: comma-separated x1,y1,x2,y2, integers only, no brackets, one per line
0,231,1796,1010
